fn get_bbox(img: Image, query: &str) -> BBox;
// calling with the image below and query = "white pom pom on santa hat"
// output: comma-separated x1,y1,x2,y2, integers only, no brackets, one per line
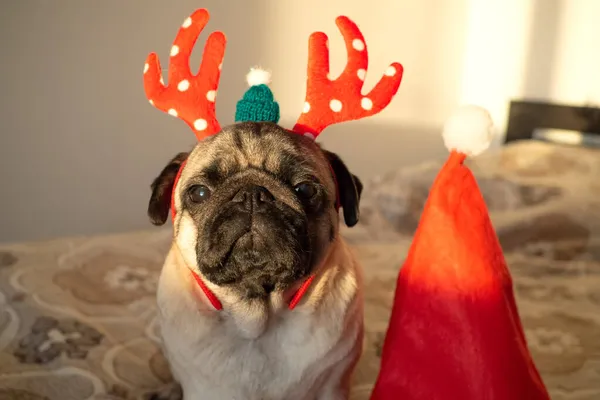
442,105,494,157
246,67,272,87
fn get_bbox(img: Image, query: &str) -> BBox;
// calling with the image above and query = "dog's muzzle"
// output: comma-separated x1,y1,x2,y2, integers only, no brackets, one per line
198,184,311,299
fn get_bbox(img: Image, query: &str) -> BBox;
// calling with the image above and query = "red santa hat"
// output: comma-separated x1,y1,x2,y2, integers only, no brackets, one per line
370,106,551,400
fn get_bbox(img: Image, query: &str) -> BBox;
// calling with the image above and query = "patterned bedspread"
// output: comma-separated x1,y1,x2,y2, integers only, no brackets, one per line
1,140,599,400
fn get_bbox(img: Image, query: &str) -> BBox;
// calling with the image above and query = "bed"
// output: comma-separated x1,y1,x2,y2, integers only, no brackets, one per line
1,139,599,400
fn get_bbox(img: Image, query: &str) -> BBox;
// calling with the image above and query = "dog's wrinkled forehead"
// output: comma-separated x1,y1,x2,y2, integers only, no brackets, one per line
179,121,333,186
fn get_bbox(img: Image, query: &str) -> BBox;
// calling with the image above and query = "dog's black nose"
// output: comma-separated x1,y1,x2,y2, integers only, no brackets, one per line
232,185,274,211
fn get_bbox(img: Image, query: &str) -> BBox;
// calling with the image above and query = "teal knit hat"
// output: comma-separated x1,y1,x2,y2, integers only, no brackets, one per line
235,68,280,124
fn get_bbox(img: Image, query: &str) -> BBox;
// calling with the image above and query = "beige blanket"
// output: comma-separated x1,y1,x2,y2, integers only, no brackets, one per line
1,140,599,400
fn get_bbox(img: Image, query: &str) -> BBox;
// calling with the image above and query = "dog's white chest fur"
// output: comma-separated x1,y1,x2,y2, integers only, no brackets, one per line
157,244,363,400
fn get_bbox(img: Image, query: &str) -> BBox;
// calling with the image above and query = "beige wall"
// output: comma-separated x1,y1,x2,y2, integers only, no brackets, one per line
1,0,598,243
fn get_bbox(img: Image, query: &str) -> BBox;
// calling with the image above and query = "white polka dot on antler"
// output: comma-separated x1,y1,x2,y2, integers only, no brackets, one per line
159,76,164,85
206,90,216,102
170,45,180,57
177,80,190,92
329,99,343,112
385,66,396,76
304,132,316,140
182,17,192,28
143,63,149,74
194,119,208,131
352,39,365,51
168,109,178,117
218,63,223,71
149,99,154,105
303,102,311,113
357,69,366,81
361,97,373,110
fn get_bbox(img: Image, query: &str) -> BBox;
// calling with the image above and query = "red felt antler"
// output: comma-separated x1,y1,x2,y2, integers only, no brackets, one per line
144,9,226,140
293,16,403,139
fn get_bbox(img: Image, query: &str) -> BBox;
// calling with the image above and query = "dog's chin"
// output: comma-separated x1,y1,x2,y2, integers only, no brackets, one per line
197,209,312,299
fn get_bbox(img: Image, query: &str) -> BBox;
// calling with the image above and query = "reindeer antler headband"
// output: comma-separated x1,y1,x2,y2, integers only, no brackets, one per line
144,9,225,139
143,8,403,141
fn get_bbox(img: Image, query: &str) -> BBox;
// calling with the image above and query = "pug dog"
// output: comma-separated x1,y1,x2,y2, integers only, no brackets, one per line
148,121,364,400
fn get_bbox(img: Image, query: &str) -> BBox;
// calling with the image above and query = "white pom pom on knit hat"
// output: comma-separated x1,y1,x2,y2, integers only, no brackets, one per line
442,105,494,157
246,67,272,87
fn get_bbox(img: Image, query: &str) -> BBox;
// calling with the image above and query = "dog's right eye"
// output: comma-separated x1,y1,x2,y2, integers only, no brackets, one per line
188,185,211,203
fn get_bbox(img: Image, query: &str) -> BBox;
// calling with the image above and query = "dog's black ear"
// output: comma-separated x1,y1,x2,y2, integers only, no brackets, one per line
148,152,189,226
323,150,363,227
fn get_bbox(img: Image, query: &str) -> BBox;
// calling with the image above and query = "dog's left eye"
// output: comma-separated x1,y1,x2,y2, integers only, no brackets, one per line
294,182,317,199
188,185,211,203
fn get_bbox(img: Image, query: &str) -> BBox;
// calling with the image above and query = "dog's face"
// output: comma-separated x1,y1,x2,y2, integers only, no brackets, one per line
148,122,362,299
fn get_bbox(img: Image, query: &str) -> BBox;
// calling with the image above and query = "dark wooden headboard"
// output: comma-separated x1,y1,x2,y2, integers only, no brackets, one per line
505,100,600,143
